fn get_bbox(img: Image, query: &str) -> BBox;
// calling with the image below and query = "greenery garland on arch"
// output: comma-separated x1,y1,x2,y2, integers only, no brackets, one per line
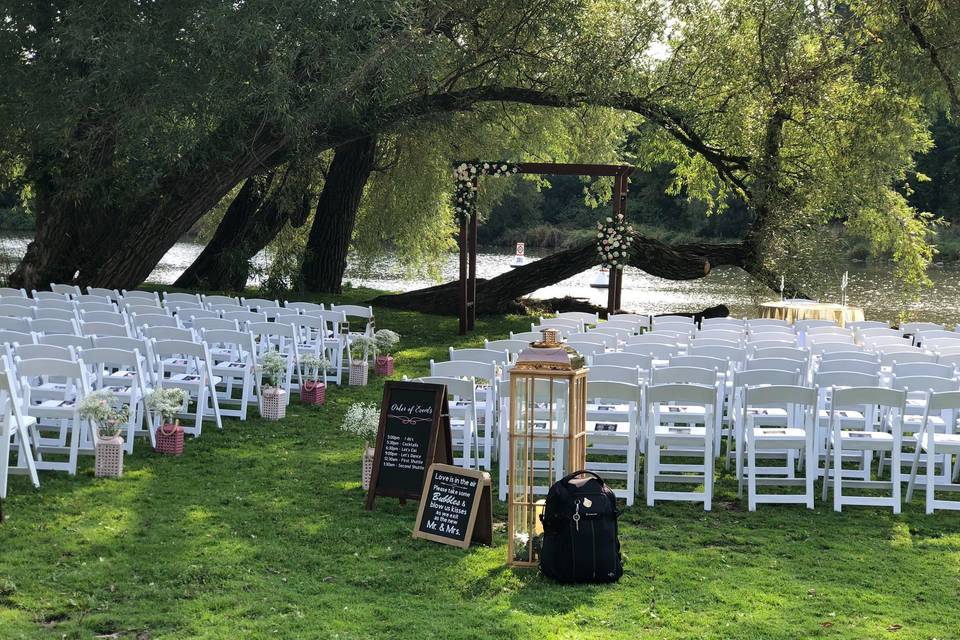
452,161,521,219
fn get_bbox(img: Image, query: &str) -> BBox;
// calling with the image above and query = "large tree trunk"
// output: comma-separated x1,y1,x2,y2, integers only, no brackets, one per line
372,234,753,315
173,167,311,291
173,172,276,290
300,136,377,293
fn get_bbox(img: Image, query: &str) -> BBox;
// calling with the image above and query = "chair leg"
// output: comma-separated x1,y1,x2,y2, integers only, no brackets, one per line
833,441,843,512
892,444,902,515
821,437,832,502
805,440,815,509
906,441,923,503
747,439,757,512
646,436,657,507
0,431,10,500
704,432,713,512
926,446,937,515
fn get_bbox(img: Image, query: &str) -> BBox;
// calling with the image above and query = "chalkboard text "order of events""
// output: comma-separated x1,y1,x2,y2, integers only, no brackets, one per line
390,402,434,416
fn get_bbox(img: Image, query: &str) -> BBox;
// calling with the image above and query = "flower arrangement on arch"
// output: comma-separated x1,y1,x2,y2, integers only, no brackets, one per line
78,390,130,439
452,161,520,219
596,213,634,270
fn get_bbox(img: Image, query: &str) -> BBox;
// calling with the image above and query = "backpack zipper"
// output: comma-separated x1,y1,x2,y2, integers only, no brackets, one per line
590,520,597,580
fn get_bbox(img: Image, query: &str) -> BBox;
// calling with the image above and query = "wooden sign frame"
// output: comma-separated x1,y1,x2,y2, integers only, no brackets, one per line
412,463,492,549
365,381,453,510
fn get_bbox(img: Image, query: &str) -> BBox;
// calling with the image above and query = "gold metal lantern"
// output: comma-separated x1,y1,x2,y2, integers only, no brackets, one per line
507,332,588,567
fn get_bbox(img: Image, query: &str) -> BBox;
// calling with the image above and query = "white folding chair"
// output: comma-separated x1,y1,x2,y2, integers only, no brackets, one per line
430,359,498,470
241,298,282,320
163,292,205,309
742,384,819,510
31,290,70,302
585,380,640,505
123,290,163,306
726,368,802,474
0,317,29,333
415,376,478,469
330,304,376,337
200,329,258,421
284,301,325,314
449,347,509,367
151,339,223,435
906,390,960,513
0,287,28,298
201,294,241,309
248,322,298,399
28,317,80,336
822,387,906,512
591,352,653,375
77,347,151,453
16,357,93,476
624,343,678,361
555,311,599,327
484,339,528,359
565,340,605,357
80,321,132,338
49,283,81,298
0,357,40,497
587,364,641,385
86,287,121,302
644,383,719,510
510,330,547,343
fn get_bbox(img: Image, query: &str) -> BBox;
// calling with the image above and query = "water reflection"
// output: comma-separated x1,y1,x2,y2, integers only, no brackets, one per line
2,235,958,325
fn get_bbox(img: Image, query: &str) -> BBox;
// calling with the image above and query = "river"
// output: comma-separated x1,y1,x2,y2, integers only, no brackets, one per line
2,234,958,326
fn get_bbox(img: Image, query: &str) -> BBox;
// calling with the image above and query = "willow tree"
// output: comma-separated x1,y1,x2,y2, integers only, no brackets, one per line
0,0,666,290
376,0,948,314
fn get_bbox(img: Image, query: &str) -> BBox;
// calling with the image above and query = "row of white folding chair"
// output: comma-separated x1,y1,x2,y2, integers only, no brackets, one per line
414,376,479,469
553,311,599,327
5,338,197,447
429,359,497,470
0,357,40,498
906,390,960,513
12,355,94,477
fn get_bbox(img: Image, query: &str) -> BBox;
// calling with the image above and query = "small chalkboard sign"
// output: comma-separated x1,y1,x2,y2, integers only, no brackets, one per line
413,464,492,549
365,381,453,510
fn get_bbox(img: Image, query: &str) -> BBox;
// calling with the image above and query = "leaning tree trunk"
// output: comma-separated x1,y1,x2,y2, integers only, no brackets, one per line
173,167,311,291
300,136,377,293
173,172,276,290
372,234,754,315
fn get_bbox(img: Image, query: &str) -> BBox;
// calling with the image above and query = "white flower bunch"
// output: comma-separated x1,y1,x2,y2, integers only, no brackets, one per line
374,329,400,354
78,390,130,439
349,334,377,360
258,350,288,388
452,161,520,219
146,388,187,424
340,402,380,441
299,353,330,381
596,213,634,270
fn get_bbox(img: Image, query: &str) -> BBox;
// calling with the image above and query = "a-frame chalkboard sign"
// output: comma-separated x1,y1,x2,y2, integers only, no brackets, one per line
365,381,453,511
412,464,492,549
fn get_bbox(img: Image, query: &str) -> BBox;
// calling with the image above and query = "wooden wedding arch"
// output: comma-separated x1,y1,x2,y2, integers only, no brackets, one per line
455,161,634,335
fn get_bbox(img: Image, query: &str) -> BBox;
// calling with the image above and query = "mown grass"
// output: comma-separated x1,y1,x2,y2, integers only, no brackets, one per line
1,287,960,640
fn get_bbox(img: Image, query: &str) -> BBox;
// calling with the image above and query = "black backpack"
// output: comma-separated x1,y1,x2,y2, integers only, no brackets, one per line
539,470,623,584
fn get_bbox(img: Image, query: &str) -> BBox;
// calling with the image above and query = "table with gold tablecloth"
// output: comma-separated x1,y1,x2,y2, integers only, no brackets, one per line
759,301,865,327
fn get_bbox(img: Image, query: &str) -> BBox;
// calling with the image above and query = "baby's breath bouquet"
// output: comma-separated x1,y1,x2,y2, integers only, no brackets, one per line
146,388,186,425
340,402,380,442
374,329,400,356
78,390,130,439
299,353,330,382
258,351,288,388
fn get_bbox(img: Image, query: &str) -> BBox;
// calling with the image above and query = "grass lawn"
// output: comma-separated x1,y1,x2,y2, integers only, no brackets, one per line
1,287,959,639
